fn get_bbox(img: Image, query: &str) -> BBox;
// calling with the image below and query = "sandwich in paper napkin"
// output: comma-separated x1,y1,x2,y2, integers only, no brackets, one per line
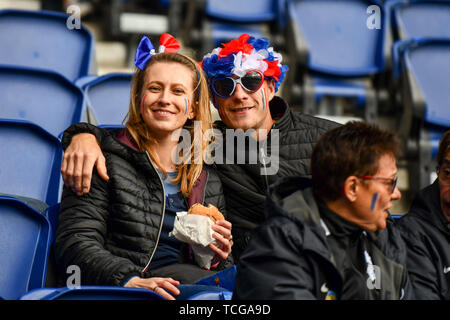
169,204,223,269
169,211,215,246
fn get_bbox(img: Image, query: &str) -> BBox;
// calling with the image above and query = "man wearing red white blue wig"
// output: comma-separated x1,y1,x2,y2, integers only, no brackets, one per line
199,34,340,259
200,34,289,137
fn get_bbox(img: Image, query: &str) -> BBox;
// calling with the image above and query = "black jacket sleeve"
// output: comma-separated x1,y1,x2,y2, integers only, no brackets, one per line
398,222,443,300
233,217,317,300
54,170,141,286
61,122,110,150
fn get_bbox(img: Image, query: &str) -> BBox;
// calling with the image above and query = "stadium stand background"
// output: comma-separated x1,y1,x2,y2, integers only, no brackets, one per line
1,0,449,299
2,0,439,222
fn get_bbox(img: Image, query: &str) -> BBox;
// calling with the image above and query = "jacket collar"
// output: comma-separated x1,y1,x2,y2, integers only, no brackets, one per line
270,96,291,131
317,200,363,238
115,128,208,206
116,128,139,151
266,176,331,257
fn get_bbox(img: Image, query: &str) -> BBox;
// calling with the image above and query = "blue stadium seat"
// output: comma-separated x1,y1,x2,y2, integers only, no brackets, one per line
0,196,52,300
81,73,132,126
195,265,237,292
205,0,284,49
187,290,233,300
286,0,386,122
20,286,164,300
0,65,85,138
0,120,63,232
21,284,232,300
0,9,95,82
388,0,450,90
206,0,279,22
182,0,285,59
393,38,450,192
390,0,450,40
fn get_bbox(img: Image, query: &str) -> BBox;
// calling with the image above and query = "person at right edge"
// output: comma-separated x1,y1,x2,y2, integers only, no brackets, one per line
396,130,450,300
233,121,414,300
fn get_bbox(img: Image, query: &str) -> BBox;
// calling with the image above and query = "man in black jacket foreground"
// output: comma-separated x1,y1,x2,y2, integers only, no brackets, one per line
60,34,339,260
397,130,450,300
233,121,414,300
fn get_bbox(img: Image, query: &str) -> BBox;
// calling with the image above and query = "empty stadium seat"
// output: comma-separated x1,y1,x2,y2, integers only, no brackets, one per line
81,73,132,126
0,9,95,82
286,0,386,122
0,120,63,231
182,0,285,59
390,0,450,40
388,0,450,90
0,65,85,138
393,38,450,193
0,196,52,300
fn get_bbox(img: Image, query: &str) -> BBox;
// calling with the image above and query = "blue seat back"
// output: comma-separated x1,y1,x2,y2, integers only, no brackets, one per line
20,286,164,300
0,9,95,82
0,120,62,206
392,0,450,39
202,0,285,50
0,65,85,138
209,22,266,47
288,0,385,76
0,196,51,300
206,0,279,22
83,73,132,126
402,39,450,128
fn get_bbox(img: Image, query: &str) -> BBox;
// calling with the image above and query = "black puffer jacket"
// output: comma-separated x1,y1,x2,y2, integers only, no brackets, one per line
234,177,413,300
396,179,450,300
55,128,226,287
214,97,340,259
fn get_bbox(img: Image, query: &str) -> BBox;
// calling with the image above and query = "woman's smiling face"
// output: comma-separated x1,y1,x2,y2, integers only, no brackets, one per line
141,61,195,138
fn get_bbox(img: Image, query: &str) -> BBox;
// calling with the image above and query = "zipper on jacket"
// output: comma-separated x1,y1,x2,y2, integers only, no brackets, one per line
259,144,270,190
142,151,166,274
201,170,209,205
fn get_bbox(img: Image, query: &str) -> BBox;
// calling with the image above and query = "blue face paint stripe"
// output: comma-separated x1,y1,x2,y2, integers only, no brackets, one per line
370,193,379,211
184,98,188,116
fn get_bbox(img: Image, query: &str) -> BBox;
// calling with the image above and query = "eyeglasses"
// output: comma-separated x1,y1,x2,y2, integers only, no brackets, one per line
359,175,398,194
211,70,264,98
437,166,450,184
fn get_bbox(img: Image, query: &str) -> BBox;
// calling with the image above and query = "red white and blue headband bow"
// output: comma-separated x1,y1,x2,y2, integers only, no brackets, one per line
134,33,181,70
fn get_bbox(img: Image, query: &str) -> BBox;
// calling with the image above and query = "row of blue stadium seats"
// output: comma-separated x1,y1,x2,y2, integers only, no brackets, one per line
0,8,139,300
184,0,450,193
0,190,235,300
1,2,449,126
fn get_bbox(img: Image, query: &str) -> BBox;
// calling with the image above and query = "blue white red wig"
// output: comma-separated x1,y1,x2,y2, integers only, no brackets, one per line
200,34,289,92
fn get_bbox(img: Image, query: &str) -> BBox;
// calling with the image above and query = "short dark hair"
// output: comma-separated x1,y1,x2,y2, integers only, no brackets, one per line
311,121,401,202
436,130,450,168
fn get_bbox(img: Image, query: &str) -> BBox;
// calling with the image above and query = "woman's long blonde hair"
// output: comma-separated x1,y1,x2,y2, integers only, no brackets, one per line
123,52,212,197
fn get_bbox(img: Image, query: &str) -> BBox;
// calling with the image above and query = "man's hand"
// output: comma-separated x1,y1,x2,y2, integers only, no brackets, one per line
61,133,109,196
